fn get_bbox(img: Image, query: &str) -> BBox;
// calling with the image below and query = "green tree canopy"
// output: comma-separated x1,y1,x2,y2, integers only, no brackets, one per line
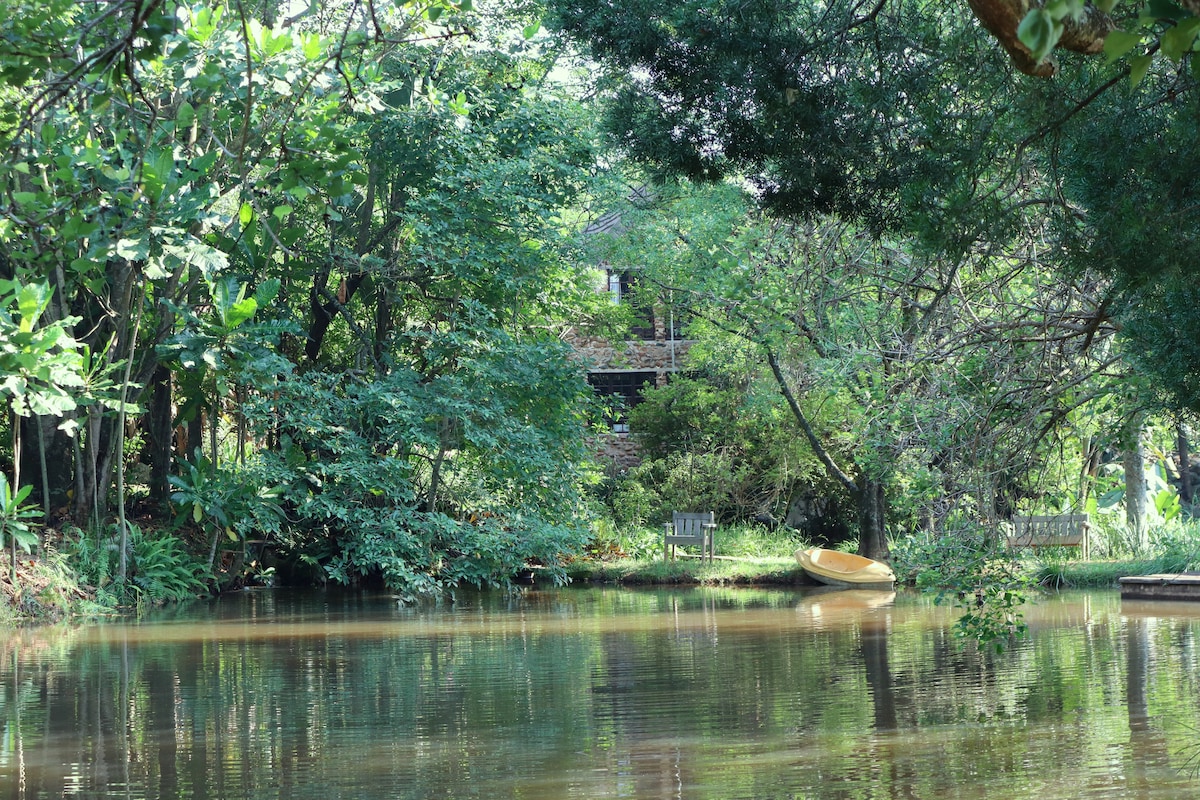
0,0,611,597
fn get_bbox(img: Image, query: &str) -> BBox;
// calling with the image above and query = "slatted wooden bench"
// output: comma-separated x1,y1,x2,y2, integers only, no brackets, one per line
663,511,717,562
1007,514,1090,559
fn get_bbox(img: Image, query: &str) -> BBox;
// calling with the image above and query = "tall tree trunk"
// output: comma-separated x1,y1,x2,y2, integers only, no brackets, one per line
765,348,893,560
74,405,103,528
186,415,203,463
856,475,889,561
236,385,247,466
72,429,86,526
1123,417,1149,552
373,278,392,374
116,286,144,586
20,415,73,514
1177,425,1193,508
306,163,379,363
24,261,75,517
209,402,219,468
424,445,446,515
95,419,120,526
11,411,20,580
73,259,139,529
72,412,122,531
147,365,174,504
35,416,48,521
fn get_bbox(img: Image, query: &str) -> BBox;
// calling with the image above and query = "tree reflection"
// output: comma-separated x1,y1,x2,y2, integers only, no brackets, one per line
5,590,1200,799
861,598,922,800
861,610,897,731
1126,615,1170,796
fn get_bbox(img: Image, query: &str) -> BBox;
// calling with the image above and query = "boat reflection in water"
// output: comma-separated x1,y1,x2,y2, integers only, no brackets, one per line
796,586,896,621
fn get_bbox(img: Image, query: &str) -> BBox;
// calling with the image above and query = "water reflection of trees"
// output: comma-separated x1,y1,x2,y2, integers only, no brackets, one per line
1125,616,1172,797
5,591,1200,798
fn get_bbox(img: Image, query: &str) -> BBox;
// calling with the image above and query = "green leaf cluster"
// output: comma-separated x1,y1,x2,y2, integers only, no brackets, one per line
0,0,608,602
1020,0,1200,85
0,280,85,420
1018,0,1091,63
0,473,41,556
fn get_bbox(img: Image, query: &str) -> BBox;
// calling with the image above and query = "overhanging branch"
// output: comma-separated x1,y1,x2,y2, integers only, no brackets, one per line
967,0,1115,77
765,349,860,495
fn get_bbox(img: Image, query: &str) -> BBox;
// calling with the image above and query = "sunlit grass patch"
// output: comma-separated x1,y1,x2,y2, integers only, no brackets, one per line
565,552,805,586
1033,556,1200,589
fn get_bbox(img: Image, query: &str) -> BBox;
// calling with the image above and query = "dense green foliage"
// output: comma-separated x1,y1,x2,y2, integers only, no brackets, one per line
0,0,610,603
546,0,1200,412
582,178,1132,566
0,0,1198,630
548,0,1021,237
1055,94,1200,411
545,0,1200,632
621,373,827,525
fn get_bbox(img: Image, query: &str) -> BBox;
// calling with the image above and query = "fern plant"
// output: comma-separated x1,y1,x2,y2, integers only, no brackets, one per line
129,527,208,603
64,523,207,604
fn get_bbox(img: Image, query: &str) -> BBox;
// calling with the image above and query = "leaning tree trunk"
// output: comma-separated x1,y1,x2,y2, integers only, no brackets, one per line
1123,418,1149,552
766,349,893,560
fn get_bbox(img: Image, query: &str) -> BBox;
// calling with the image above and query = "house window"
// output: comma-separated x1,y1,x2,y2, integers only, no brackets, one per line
588,371,657,432
607,269,656,340
663,304,684,340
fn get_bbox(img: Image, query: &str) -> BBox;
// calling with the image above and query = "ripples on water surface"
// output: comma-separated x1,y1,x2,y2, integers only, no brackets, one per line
3,587,1200,799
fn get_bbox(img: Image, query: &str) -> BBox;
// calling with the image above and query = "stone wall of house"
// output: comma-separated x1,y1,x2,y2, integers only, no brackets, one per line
594,433,642,472
567,334,691,372
567,293,693,471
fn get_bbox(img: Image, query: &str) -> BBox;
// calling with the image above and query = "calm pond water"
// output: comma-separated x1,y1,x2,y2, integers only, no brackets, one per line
2,586,1200,799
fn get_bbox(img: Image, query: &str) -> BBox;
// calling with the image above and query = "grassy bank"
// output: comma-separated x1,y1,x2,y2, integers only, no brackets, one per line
566,551,1186,592
5,531,1191,625
0,554,105,624
1031,556,1197,589
565,555,811,586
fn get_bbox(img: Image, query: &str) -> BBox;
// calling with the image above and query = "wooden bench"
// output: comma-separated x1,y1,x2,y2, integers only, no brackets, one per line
1007,514,1090,559
663,511,717,562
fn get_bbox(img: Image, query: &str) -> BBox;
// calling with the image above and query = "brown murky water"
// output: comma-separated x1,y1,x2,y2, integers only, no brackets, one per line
2,587,1200,799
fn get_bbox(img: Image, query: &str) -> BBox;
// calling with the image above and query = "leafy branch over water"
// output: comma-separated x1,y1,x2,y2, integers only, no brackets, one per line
893,522,1032,652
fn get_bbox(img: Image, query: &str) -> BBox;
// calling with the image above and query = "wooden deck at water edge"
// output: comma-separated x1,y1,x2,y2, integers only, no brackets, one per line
1119,573,1200,602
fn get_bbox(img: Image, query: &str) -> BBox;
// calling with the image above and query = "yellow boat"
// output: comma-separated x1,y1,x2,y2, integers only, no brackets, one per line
795,547,896,590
